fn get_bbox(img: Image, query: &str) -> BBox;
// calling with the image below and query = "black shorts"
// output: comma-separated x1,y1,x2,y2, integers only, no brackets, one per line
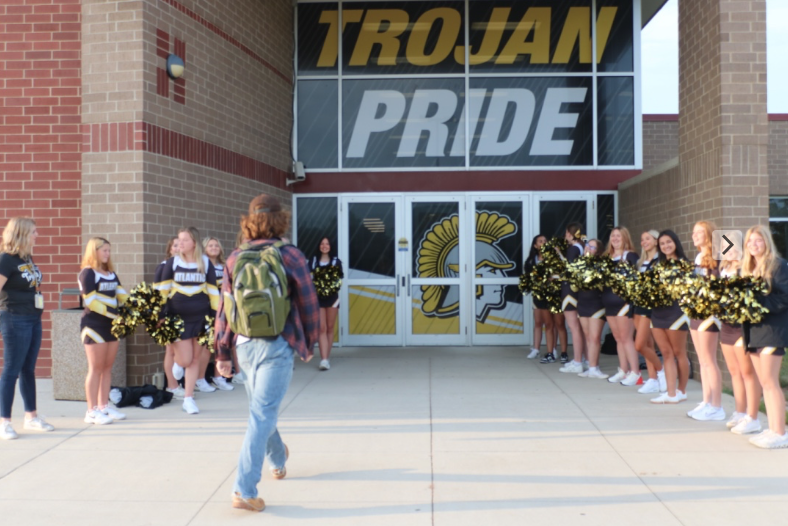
720,323,744,347
633,306,652,318
651,302,689,331
533,297,550,310
746,346,786,356
577,290,605,319
80,319,117,345
318,293,339,309
601,288,632,318
560,283,577,312
690,317,721,332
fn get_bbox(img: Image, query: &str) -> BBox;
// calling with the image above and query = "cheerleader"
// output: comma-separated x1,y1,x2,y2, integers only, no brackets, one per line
156,238,184,399
600,227,641,385
154,227,219,414
78,237,128,424
573,239,607,378
687,221,724,421
311,237,343,371
741,225,788,448
202,237,234,392
718,242,762,435
633,230,667,394
524,235,554,359
550,222,586,366
649,230,691,404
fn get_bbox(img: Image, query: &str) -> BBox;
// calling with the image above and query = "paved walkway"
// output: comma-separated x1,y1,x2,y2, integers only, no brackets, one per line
1,347,787,525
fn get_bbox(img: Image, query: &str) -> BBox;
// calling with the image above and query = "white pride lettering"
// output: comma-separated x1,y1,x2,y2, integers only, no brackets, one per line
174,272,206,283
98,282,118,292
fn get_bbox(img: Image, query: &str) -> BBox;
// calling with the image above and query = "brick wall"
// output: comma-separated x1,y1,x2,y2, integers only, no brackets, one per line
770,119,788,196
642,116,679,172
0,0,82,377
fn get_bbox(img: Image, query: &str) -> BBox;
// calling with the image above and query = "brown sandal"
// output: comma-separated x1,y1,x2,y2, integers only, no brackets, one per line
270,444,289,479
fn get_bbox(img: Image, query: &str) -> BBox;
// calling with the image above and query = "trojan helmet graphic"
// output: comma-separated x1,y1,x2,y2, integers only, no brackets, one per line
416,211,516,321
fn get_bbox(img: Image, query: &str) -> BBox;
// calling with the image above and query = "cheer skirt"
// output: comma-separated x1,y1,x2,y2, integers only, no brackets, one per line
651,301,689,331
577,290,605,319
720,322,744,347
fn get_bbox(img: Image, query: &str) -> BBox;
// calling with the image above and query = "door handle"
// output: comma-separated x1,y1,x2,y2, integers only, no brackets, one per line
396,275,400,297
407,275,410,296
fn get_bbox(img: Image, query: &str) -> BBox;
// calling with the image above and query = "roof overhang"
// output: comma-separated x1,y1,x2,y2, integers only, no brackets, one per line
641,0,670,28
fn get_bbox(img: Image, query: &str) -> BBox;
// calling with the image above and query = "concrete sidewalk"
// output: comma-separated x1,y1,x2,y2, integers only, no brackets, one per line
1,347,786,525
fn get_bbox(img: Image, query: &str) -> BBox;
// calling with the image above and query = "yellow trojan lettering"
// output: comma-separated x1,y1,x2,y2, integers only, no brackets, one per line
553,7,618,64
406,8,461,66
349,9,409,66
454,7,510,65
316,10,364,67
496,7,551,65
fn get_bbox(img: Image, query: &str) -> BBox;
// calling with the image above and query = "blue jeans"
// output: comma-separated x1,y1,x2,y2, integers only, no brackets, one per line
233,335,294,499
0,311,43,418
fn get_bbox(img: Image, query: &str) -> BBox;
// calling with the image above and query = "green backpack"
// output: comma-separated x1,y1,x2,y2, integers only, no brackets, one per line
224,241,291,338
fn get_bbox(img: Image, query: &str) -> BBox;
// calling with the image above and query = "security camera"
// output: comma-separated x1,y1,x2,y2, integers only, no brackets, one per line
287,161,306,185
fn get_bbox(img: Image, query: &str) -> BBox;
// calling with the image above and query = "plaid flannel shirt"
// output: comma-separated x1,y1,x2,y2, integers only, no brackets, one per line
214,238,319,362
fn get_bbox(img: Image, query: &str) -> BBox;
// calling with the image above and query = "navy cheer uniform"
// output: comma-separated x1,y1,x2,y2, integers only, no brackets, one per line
743,258,788,356
651,258,690,331
560,242,584,312
690,254,721,332
78,268,129,344
633,254,659,318
719,267,744,347
213,262,224,290
310,256,343,309
525,255,549,310
154,255,219,340
601,251,639,318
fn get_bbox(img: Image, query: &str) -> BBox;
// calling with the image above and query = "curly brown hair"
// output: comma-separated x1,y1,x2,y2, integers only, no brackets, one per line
241,194,290,240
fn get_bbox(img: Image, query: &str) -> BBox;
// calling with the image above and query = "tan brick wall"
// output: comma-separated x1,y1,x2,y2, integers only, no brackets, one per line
642,118,678,172
769,120,788,196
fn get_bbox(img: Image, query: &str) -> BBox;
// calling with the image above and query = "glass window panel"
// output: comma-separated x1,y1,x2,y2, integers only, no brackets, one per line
540,200,587,240
596,0,633,72
475,285,523,334
769,197,788,218
348,202,396,278
412,201,459,278
348,285,396,334
474,202,522,274
411,285,460,334
597,194,615,246
341,1,465,76
297,3,339,76
296,197,338,263
342,78,466,169
597,77,634,166
772,221,788,259
297,80,339,169
468,77,594,167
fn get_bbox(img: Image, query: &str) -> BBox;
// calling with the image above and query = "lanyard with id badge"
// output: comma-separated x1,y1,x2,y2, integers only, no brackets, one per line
26,257,44,310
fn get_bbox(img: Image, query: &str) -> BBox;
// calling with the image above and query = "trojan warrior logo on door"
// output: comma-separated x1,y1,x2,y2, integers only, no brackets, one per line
417,211,517,323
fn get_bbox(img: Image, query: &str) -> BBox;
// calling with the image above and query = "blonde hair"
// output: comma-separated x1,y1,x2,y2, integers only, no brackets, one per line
164,236,178,260
741,224,780,289
694,220,718,270
1,217,36,259
202,237,225,265
605,226,635,257
638,229,660,267
179,226,205,274
81,237,114,273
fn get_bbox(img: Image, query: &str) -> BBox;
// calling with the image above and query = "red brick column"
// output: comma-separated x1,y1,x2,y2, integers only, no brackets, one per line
0,0,82,377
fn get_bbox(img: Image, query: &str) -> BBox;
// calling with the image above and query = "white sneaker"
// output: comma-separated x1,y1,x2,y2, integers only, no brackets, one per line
691,405,726,421
84,409,113,425
726,411,747,429
637,378,660,394
1,421,18,440
731,415,762,435
232,371,246,385
172,363,185,381
752,431,788,449
749,430,777,446
687,401,708,418
182,397,199,414
24,416,55,431
319,359,330,371
166,386,185,399
657,370,667,392
620,371,643,386
582,360,589,371
101,406,126,421
676,390,688,401
650,392,682,404
559,361,584,373
527,348,540,359
196,378,217,393
607,368,626,383
212,376,234,391
584,368,609,379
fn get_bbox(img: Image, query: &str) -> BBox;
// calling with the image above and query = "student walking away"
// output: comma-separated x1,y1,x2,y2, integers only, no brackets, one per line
215,194,319,511
741,225,788,449
0,217,55,440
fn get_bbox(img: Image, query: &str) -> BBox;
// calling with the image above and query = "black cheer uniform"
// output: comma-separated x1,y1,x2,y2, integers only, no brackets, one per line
743,258,788,357
601,251,638,318
560,242,584,312
310,256,343,309
651,258,690,331
78,268,129,344
524,255,549,310
690,254,721,332
719,267,744,347
633,254,659,318
153,255,219,340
